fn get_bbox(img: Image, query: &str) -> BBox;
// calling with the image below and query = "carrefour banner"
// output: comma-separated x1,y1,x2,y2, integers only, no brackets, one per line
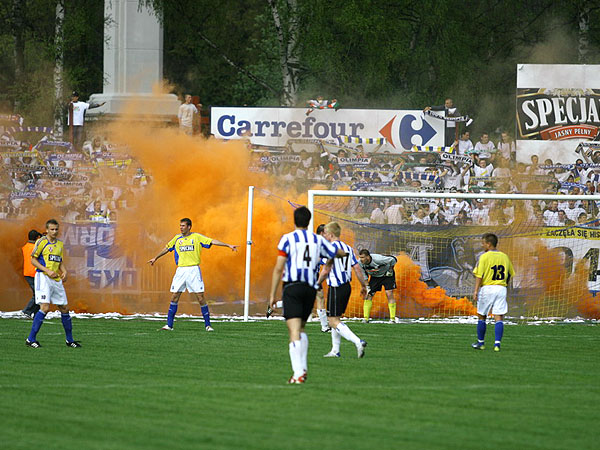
211,107,444,152
516,64,600,163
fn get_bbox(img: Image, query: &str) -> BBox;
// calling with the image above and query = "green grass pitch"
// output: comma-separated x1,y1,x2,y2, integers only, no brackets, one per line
1,318,598,450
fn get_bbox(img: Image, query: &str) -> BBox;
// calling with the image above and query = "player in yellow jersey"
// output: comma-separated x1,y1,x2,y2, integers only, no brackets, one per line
148,218,238,332
26,219,81,348
471,233,515,352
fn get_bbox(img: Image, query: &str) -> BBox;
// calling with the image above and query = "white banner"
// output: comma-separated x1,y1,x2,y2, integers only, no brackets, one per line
210,107,444,151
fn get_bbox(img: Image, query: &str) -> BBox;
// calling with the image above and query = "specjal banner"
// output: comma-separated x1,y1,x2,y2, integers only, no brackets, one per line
517,88,600,140
353,224,600,297
515,64,600,164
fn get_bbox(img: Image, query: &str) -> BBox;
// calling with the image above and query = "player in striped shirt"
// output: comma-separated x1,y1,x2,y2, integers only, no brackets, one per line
26,219,81,348
269,206,345,384
318,222,368,358
471,233,515,352
148,218,238,332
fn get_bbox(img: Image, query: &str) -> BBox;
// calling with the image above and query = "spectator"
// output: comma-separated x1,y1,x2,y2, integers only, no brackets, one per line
370,201,386,224
88,200,109,223
543,200,560,226
411,206,433,224
526,155,545,175
452,209,469,225
67,91,105,151
457,130,474,156
564,200,586,222
497,132,515,164
474,132,495,160
178,94,199,135
472,158,494,188
471,199,489,225
384,199,406,224
423,98,459,147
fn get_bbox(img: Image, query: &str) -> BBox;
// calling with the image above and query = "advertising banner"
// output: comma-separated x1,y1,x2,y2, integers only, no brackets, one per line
211,107,445,152
516,64,600,163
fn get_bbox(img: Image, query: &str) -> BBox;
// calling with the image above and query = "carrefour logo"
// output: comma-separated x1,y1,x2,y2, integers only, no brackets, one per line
379,114,436,149
216,115,365,139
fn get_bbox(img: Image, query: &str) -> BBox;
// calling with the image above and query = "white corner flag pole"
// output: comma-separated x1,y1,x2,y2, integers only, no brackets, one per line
243,186,255,322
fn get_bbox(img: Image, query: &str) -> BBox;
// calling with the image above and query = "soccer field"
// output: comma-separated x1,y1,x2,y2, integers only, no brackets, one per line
1,318,598,450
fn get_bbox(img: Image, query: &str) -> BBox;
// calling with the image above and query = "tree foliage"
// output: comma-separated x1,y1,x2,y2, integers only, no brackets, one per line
3,0,600,134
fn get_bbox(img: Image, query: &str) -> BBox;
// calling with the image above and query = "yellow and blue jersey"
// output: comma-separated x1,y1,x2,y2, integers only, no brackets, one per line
166,232,213,267
473,250,515,287
31,237,64,281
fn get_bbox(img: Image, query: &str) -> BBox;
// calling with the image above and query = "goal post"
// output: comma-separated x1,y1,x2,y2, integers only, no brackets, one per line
308,189,600,321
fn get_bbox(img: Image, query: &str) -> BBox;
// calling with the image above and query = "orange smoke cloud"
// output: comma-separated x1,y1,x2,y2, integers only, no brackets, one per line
101,119,301,313
394,252,476,317
0,205,57,311
342,251,476,319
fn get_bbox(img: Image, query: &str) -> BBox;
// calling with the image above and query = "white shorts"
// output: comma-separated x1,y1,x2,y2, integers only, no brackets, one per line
170,266,204,293
477,285,508,316
35,272,68,305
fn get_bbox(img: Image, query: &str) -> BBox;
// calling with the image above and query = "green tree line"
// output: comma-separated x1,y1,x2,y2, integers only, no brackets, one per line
1,0,600,135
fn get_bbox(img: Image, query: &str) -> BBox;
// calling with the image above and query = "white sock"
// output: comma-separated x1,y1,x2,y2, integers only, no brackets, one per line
300,332,309,373
331,328,341,353
317,309,328,328
289,341,304,378
336,322,361,346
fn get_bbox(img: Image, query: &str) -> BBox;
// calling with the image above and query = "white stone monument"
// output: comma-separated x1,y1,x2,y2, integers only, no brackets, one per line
88,0,180,120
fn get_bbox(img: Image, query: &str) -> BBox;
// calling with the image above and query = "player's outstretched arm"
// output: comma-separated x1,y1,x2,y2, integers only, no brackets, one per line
269,255,286,307
148,248,169,265
211,239,238,252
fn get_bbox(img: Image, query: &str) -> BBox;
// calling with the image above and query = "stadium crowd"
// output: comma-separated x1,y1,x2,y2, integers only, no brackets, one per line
0,115,150,223
249,130,600,227
3,112,600,228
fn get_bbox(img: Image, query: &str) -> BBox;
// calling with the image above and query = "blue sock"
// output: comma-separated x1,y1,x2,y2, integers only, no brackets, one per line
477,320,486,343
495,321,504,345
167,302,178,328
201,304,211,327
61,313,74,342
28,311,46,342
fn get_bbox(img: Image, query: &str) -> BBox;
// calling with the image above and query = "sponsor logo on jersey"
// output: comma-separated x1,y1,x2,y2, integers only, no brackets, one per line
179,245,195,252
48,254,62,262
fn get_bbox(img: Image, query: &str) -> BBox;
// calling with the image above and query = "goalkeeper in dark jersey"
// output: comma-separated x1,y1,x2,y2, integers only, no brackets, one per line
358,249,399,323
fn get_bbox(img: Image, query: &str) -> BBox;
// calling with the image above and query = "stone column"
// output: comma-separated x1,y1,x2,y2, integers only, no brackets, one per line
88,0,180,121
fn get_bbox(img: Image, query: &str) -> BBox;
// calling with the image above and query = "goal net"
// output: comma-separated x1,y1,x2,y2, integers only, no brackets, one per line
307,190,600,321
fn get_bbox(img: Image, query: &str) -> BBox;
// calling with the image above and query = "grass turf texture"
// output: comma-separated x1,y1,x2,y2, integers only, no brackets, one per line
1,319,598,450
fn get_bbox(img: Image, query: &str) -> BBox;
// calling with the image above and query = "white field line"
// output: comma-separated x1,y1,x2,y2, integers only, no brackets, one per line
0,310,596,325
